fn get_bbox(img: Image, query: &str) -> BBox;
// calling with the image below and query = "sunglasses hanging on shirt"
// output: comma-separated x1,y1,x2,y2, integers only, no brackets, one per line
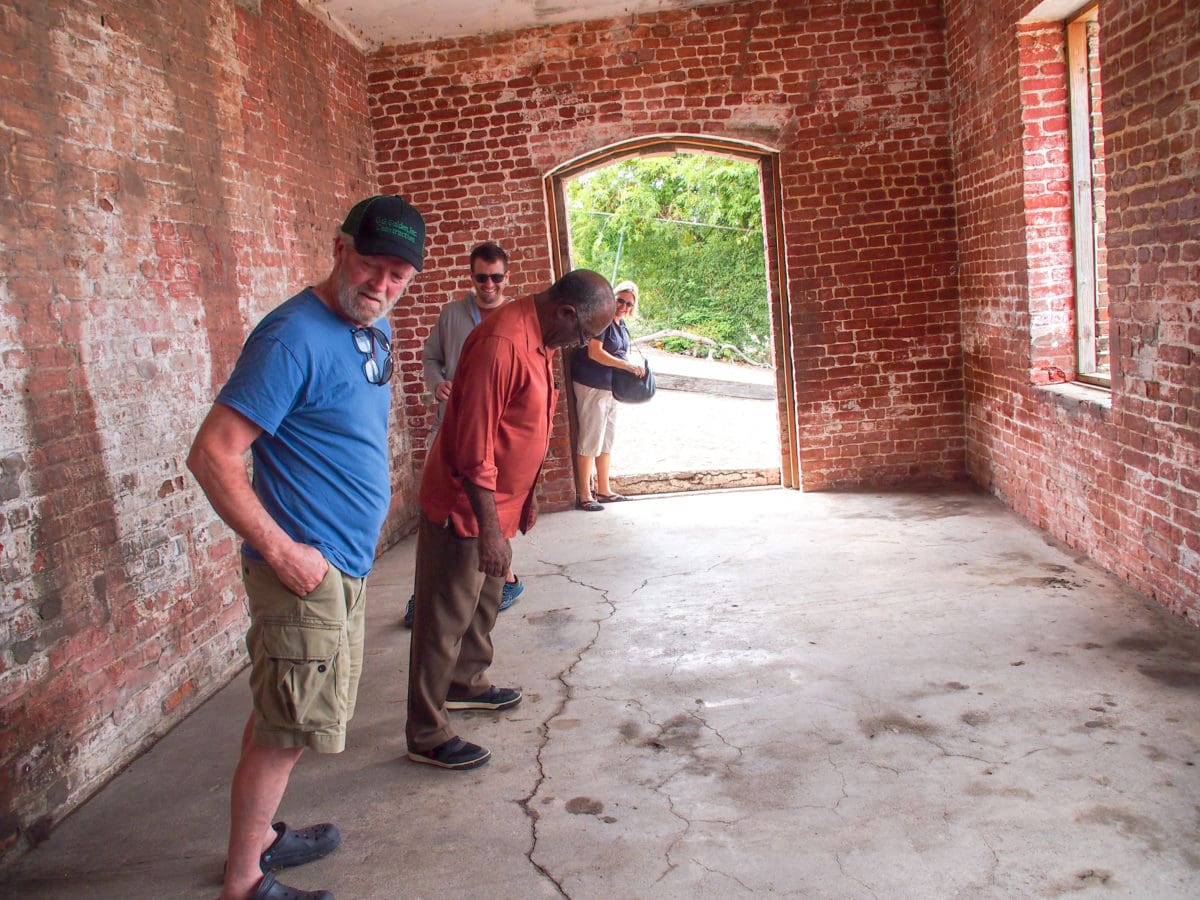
351,326,394,385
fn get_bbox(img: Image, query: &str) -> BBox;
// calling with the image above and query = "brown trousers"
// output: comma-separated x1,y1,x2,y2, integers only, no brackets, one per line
405,514,504,751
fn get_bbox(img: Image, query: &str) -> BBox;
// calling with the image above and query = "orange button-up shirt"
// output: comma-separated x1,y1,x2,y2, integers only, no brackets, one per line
419,296,556,538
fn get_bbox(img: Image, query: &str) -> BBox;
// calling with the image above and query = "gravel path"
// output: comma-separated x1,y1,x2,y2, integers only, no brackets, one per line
611,349,781,476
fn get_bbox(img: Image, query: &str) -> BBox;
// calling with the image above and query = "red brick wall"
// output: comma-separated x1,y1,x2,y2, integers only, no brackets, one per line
4,0,1195,870
367,0,964,495
0,0,380,858
947,0,1200,621
1019,23,1076,385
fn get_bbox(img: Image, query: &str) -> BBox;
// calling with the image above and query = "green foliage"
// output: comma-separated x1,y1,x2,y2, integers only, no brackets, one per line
566,154,770,363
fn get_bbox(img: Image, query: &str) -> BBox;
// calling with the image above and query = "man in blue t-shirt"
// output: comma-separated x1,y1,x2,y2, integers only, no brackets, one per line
188,195,425,900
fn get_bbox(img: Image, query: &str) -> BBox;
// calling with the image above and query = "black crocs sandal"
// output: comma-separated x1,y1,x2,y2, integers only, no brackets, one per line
252,871,333,900
260,821,341,872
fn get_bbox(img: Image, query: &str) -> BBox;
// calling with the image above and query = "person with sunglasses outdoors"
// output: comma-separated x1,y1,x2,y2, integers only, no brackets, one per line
401,243,523,628
570,279,645,511
188,195,425,900
406,270,616,770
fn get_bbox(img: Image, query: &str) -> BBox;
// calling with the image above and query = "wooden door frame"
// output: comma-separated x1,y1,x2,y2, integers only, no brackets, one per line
543,134,799,489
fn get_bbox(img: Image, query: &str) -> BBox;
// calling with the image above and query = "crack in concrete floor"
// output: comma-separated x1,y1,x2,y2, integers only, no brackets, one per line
521,564,616,897
523,560,765,896
8,488,1200,898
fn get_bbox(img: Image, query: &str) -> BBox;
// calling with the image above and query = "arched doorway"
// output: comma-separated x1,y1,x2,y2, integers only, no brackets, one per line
543,134,800,491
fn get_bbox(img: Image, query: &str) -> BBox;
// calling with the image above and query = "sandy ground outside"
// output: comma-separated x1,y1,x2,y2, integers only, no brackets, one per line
610,347,781,476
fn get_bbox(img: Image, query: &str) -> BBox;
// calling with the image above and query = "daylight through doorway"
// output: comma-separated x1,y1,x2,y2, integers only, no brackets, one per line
545,137,797,494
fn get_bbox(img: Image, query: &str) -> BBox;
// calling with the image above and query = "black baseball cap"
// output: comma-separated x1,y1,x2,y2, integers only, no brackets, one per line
341,195,426,271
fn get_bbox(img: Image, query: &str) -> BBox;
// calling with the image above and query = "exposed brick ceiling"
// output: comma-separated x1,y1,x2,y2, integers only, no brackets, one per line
313,0,746,49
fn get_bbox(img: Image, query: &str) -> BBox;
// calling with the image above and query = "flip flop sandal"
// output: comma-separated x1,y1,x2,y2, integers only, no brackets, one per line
596,492,628,503
260,821,341,872
575,497,604,512
252,872,333,900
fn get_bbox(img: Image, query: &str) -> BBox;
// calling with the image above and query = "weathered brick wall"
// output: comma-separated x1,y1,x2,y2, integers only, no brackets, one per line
947,0,1200,620
0,0,385,859
4,0,1194,872
1018,22,1077,385
367,0,964,495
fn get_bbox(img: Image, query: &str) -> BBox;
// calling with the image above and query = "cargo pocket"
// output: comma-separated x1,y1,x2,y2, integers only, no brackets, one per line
258,620,345,731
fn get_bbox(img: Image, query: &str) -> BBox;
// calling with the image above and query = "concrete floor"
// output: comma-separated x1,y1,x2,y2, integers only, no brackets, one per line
4,487,1200,899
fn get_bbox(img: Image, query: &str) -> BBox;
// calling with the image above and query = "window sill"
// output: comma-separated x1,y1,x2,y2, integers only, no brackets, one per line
1035,380,1112,413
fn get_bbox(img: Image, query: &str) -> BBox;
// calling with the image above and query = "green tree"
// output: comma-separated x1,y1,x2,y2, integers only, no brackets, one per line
566,154,769,363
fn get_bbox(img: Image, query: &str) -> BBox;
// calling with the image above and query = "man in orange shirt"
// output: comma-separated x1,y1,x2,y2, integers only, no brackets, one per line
402,242,523,628
406,269,616,770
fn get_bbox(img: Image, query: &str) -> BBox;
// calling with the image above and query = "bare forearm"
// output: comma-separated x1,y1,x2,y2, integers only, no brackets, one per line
187,444,292,563
186,405,328,595
588,340,638,372
463,479,510,576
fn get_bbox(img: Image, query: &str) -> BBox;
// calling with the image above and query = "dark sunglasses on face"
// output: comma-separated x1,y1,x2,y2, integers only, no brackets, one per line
615,298,635,308
473,272,506,284
351,326,394,385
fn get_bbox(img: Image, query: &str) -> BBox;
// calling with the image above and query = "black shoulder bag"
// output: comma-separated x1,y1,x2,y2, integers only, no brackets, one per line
611,353,655,404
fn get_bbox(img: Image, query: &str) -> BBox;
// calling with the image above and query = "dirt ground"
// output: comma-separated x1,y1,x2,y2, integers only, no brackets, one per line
612,348,781,476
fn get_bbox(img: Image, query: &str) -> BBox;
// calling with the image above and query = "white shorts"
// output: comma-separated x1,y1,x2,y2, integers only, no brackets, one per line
574,382,618,457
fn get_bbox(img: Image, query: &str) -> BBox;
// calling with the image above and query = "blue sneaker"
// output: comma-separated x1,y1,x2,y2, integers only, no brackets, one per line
403,593,415,628
499,576,524,612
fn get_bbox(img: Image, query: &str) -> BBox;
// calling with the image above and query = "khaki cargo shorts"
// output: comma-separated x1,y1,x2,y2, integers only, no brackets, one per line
242,556,367,754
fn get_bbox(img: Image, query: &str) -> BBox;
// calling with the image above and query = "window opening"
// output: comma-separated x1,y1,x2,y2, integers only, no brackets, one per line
1067,4,1109,385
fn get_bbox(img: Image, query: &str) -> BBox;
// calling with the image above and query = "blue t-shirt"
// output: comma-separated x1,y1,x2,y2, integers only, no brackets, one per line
216,289,392,577
570,319,629,391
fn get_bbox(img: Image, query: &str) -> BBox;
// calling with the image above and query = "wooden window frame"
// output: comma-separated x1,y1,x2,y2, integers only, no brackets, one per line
1066,4,1109,387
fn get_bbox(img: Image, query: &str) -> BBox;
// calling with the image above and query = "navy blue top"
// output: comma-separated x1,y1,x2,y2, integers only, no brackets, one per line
216,289,392,577
570,319,630,391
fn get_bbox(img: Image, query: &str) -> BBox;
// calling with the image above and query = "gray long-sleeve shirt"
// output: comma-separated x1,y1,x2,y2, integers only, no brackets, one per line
422,294,482,428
